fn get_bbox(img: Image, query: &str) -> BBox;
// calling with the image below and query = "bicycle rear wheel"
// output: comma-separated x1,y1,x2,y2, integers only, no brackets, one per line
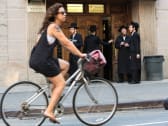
0,81,48,126
73,78,118,126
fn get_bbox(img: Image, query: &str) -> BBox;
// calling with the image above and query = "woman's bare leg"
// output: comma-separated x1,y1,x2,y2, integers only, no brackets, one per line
58,59,69,77
44,74,65,119
44,59,69,119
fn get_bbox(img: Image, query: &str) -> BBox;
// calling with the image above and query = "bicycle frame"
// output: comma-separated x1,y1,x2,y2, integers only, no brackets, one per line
1,57,118,126
25,58,96,107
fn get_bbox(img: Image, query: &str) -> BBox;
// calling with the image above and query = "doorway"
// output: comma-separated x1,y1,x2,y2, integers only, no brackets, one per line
60,15,103,61
102,17,113,80
46,1,132,81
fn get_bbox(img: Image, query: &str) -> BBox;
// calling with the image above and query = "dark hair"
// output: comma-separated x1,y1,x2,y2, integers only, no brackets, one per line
130,21,139,31
118,25,127,32
39,3,64,33
90,25,97,32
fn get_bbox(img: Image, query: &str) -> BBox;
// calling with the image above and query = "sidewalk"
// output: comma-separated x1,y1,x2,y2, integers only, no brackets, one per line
62,79,168,110
0,79,168,111
114,79,168,110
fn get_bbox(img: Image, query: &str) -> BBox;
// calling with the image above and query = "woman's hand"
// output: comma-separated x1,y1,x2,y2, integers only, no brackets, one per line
79,53,87,58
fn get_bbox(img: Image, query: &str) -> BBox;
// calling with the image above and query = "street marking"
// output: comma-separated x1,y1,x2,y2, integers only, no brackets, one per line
123,121,168,126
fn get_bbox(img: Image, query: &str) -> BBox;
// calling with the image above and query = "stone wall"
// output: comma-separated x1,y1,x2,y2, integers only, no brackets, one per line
27,12,46,84
131,0,168,79
0,0,27,86
156,0,168,78
131,0,157,80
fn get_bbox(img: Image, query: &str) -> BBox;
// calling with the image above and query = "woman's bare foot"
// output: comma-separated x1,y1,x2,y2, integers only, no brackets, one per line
43,111,60,124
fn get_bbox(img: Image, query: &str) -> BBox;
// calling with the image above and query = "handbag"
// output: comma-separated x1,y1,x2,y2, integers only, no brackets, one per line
83,50,107,75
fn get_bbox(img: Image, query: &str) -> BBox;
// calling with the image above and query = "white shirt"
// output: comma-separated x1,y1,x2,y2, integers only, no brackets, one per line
47,34,55,45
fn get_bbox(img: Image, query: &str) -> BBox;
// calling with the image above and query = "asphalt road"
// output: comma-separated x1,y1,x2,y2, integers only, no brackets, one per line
1,108,168,126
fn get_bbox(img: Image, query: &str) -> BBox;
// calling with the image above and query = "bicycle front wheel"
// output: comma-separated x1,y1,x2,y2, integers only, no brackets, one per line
0,81,49,126
73,78,118,126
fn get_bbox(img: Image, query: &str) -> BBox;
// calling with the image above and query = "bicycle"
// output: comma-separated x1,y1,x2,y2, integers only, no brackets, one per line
0,57,118,126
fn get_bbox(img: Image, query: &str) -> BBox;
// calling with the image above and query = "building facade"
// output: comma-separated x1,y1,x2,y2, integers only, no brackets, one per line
0,0,168,86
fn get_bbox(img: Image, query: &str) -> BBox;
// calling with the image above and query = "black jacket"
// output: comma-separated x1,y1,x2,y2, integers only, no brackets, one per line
69,33,83,75
70,33,83,50
83,34,109,53
129,32,141,70
115,35,130,74
129,32,140,54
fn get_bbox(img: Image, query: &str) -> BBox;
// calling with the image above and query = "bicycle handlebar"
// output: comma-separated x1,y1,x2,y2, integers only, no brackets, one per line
77,54,90,69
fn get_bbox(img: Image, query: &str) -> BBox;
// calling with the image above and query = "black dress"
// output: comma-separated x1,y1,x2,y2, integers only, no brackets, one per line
129,32,141,83
69,33,83,76
29,31,60,77
115,35,131,82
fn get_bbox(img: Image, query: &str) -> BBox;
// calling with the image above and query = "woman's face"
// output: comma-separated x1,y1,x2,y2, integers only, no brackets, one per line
56,7,67,22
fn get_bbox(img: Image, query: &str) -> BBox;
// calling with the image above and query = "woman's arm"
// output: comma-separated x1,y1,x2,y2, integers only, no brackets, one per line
49,24,85,58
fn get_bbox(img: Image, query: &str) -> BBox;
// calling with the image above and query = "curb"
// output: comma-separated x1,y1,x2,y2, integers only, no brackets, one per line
0,100,164,118
117,100,163,110
63,100,164,114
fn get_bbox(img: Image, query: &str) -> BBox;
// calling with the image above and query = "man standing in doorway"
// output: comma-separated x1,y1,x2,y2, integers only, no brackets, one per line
83,25,113,53
68,22,83,76
83,25,113,77
128,22,141,84
115,25,131,83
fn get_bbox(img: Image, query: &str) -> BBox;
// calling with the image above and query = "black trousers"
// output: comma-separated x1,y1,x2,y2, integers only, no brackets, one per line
129,69,141,83
118,73,132,82
68,54,79,76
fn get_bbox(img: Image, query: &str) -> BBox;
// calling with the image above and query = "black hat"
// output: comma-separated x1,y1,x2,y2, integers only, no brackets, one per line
118,25,127,32
130,21,139,31
68,22,78,29
89,25,97,32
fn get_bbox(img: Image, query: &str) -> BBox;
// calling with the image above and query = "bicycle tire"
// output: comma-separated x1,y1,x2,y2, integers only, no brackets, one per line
0,81,49,126
73,77,118,126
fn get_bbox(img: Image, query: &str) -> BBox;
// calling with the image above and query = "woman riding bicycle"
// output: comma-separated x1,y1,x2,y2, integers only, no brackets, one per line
29,3,86,123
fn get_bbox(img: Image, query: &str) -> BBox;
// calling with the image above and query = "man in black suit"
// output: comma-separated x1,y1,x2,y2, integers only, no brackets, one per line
115,25,131,83
128,22,141,84
83,25,113,78
68,23,83,76
83,25,113,53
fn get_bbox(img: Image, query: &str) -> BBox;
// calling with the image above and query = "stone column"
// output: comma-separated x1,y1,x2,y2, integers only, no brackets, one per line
131,0,157,80
0,0,8,85
27,2,46,83
156,0,168,78
0,0,27,86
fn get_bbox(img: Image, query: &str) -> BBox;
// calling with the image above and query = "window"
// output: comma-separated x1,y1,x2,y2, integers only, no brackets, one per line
67,4,83,13
27,0,46,12
28,0,45,4
89,4,104,13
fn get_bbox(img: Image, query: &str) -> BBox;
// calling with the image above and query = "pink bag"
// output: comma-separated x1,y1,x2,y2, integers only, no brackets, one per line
83,50,107,75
